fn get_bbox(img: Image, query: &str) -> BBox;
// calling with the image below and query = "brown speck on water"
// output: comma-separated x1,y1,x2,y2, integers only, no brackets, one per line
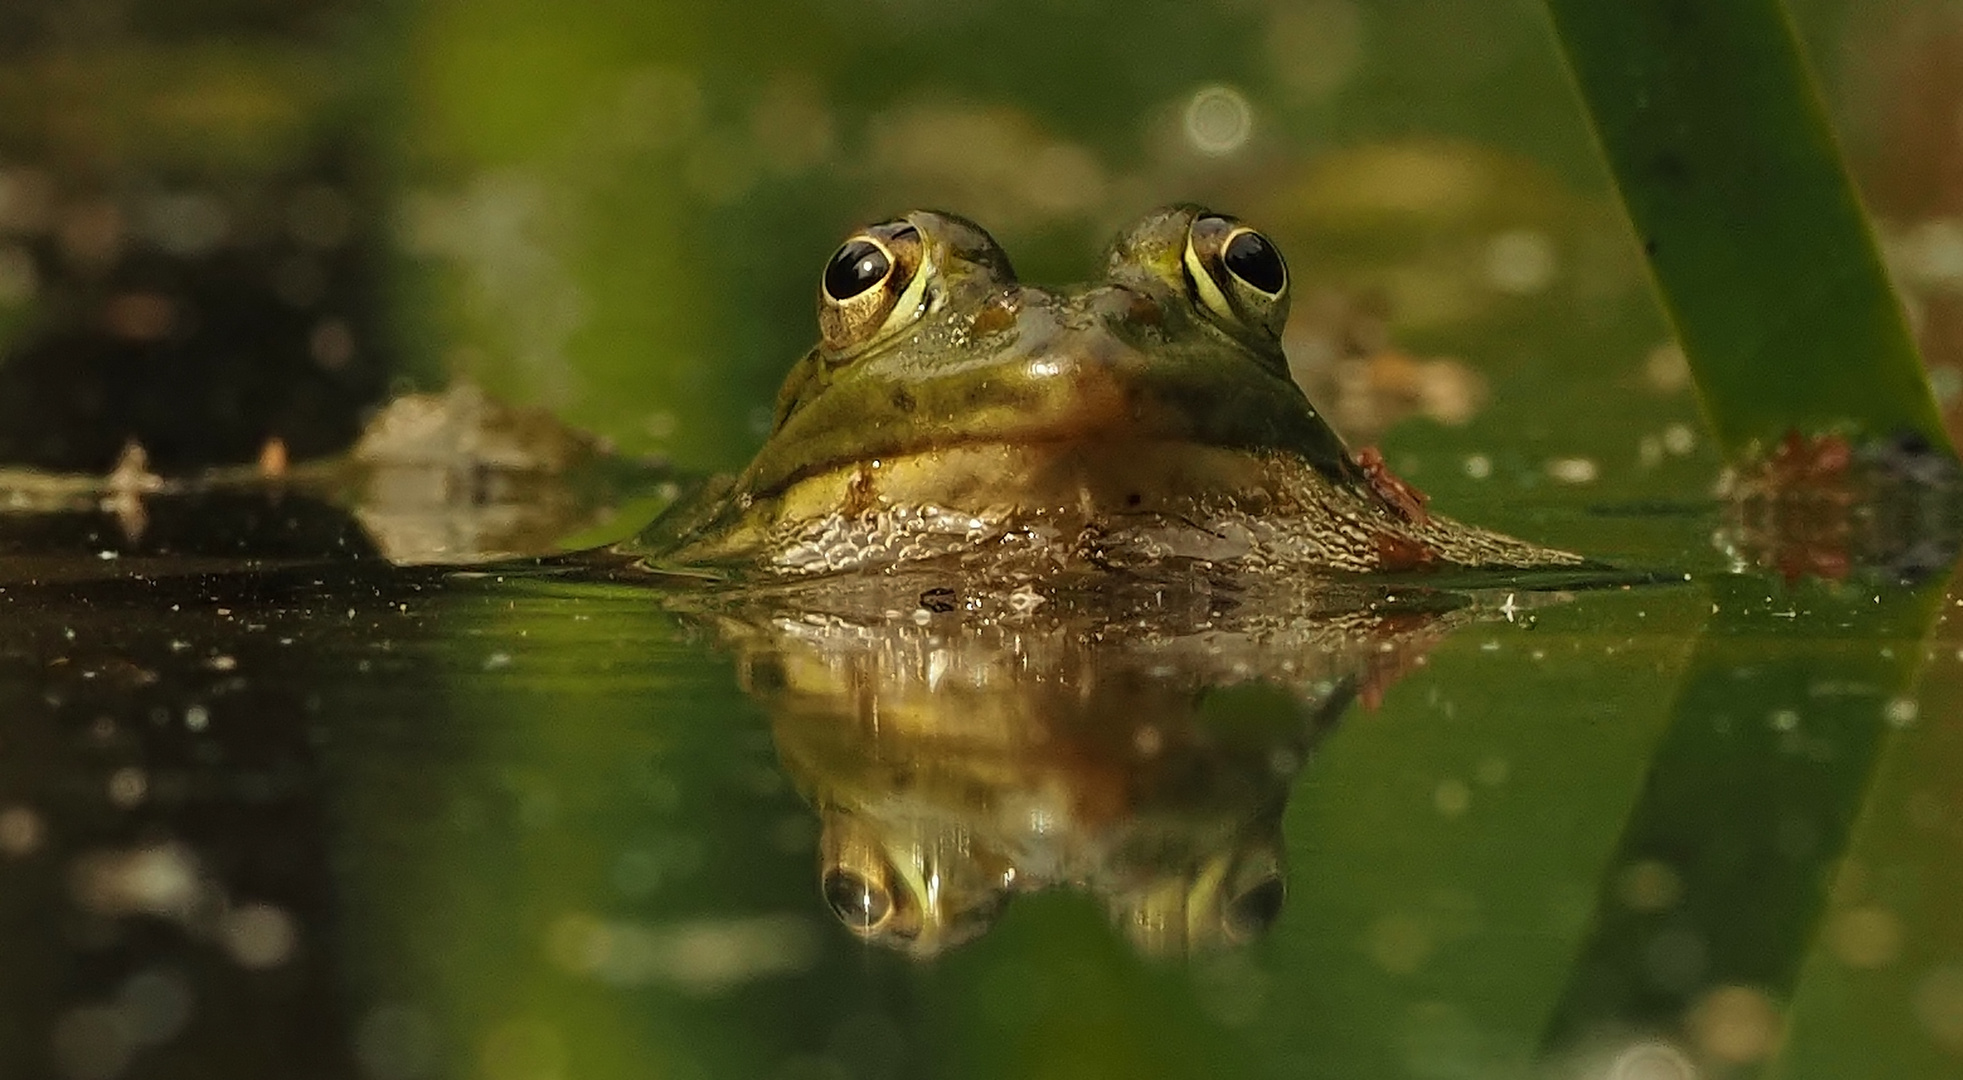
258,438,288,477
105,440,161,496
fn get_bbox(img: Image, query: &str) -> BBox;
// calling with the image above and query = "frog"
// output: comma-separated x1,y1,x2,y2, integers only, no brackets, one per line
706,572,1480,956
631,204,1583,579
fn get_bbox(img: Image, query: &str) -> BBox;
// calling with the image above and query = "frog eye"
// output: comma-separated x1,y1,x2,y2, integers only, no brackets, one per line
824,239,891,301
1221,872,1286,944
818,221,931,357
1217,838,1287,945
1222,229,1286,294
1183,214,1291,341
822,867,896,933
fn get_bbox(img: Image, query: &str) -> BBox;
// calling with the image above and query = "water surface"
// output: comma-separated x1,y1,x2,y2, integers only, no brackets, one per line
2,486,1959,1080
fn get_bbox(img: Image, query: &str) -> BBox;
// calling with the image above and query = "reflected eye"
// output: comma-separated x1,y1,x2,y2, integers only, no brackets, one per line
1222,228,1285,295
824,239,893,301
1222,874,1286,942
1182,212,1291,342
818,222,929,358
823,868,894,932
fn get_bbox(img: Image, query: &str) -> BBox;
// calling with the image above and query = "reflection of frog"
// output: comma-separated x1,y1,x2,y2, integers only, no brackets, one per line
633,206,1581,578
685,574,1485,957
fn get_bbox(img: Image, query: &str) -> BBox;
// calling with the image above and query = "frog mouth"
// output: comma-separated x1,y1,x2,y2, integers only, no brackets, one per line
759,437,1289,527
743,341,1359,516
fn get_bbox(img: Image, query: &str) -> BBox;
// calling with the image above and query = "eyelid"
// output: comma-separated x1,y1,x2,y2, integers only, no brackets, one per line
1182,239,1239,323
881,241,934,332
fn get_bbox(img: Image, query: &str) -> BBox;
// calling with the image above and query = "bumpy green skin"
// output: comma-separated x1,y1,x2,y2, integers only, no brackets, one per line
630,206,1581,579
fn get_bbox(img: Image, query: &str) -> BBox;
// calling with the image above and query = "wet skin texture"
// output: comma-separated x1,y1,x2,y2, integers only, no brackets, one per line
634,205,1581,578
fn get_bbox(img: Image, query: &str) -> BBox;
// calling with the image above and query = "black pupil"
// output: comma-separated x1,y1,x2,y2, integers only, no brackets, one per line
824,239,891,301
823,869,891,929
1225,876,1286,936
1223,230,1285,294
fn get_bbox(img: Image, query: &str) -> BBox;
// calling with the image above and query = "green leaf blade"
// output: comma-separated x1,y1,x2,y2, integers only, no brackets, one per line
1543,0,1956,460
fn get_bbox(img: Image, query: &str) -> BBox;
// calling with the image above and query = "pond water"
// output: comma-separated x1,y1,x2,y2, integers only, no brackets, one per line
1,474,1960,1080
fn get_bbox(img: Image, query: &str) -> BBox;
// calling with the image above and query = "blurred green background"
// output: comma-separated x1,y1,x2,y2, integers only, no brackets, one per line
0,0,1712,480
8,3,1963,1080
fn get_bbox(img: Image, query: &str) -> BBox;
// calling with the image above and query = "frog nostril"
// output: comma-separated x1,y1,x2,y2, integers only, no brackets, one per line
1123,289,1163,327
970,295,1016,336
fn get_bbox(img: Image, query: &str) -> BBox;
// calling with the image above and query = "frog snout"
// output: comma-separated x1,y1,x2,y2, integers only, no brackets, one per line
1073,283,1164,331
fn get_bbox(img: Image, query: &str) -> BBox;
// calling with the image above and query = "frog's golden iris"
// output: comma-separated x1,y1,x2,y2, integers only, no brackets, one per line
632,205,1581,577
